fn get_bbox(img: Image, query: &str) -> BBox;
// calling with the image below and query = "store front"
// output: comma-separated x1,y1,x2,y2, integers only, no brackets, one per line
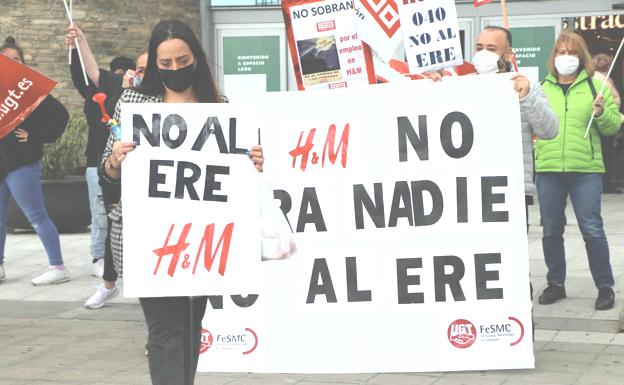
202,0,624,181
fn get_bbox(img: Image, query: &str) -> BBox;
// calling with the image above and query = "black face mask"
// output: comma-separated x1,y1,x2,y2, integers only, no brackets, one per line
159,64,195,92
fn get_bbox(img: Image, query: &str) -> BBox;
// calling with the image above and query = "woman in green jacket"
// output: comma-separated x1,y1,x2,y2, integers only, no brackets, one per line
535,32,620,310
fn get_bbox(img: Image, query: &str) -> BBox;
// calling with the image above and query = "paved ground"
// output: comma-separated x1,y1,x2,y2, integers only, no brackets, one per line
1,196,624,384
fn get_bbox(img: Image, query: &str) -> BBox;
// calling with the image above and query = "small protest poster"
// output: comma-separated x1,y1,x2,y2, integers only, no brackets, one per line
398,0,464,74
0,55,57,139
119,103,262,297
282,0,376,90
353,0,403,60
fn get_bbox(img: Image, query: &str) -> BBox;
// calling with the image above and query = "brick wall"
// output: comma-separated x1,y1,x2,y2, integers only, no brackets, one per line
0,0,202,114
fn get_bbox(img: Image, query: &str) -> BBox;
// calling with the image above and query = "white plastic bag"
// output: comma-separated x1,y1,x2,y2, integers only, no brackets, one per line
260,176,297,261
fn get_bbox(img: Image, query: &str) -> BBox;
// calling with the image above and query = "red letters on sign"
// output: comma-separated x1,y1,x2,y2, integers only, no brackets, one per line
289,123,350,171
152,223,235,277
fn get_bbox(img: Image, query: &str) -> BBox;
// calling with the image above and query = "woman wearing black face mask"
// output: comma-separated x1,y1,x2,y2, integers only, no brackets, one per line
99,20,264,385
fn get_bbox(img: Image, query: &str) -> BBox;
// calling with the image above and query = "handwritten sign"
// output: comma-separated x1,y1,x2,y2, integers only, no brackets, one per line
398,0,463,73
120,103,262,297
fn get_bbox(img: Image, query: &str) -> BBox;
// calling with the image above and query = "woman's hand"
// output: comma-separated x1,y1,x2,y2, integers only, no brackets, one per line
14,128,28,143
65,25,84,49
110,141,137,169
593,95,605,117
248,145,264,172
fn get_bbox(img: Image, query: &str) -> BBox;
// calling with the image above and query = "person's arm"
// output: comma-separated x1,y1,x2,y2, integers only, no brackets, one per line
594,79,622,137
24,95,69,144
66,25,101,88
69,48,90,98
520,82,559,140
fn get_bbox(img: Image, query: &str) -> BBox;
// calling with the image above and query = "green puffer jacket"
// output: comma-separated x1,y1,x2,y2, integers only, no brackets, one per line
535,69,621,173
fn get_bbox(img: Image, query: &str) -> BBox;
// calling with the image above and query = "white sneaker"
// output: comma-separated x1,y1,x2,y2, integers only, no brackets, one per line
0,264,5,282
84,285,119,309
92,258,105,278
30,267,70,286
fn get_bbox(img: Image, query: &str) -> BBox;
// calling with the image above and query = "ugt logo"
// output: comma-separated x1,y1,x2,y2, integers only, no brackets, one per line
447,319,477,349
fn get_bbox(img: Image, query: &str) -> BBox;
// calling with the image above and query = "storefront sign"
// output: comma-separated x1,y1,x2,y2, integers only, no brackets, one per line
222,35,282,96
510,26,555,84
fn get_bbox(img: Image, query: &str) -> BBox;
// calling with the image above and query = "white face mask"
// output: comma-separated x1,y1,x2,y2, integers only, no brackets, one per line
555,55,580,76
473,49,501,74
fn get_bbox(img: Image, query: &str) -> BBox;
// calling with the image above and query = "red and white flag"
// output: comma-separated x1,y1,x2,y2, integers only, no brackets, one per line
474,0,494,7
0,55,56,139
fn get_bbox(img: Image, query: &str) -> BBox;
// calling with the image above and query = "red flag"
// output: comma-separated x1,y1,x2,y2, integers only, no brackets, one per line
0,55,56,139
474,0,494,6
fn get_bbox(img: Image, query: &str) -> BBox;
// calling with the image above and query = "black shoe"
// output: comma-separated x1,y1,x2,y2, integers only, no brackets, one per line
538,285,566,304
595,288,615,310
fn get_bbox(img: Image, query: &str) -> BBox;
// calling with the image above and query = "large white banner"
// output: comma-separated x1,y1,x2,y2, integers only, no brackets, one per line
121,103,262,298
196,75,534,373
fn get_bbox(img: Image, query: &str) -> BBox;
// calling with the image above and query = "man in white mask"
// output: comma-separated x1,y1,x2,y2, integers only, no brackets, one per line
473,27,560,316
473,26,559,229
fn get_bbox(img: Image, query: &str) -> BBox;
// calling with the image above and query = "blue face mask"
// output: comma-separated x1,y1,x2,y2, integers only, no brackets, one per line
132,74,142,88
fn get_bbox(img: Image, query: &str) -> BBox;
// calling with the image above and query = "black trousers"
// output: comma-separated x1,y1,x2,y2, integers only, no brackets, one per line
140,296,208,385
101,216,117,282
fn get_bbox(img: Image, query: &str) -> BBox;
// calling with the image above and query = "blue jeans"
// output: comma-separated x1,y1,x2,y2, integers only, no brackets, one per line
86,167,107,260
0,161,63,266
536,172,614,289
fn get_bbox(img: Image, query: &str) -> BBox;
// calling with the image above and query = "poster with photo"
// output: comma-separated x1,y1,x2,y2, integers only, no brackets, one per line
282,0,376,90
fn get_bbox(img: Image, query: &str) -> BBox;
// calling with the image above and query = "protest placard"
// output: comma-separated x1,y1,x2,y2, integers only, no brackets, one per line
282,0,376,90
398,0,464,74
119,103,262,297
353,0,403,60
0,55,57,139
474,0,495,6
196,75,534,373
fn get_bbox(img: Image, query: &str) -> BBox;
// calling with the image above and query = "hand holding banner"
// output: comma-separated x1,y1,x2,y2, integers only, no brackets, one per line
0,55,57,140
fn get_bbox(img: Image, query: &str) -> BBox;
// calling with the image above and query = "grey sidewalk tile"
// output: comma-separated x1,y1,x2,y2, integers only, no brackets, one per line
246,372,307,382
231,377,316,385
536,349,599,363
366,373,438,385
540,341,606,353
575,371,624,385
304,373,377,383
0,366,58,381
38,368,110,383
430,376,507,385
502,370,580,384
195,374,243,385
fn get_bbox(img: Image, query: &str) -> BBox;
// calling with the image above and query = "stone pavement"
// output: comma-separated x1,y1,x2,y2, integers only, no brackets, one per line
1,197,624,385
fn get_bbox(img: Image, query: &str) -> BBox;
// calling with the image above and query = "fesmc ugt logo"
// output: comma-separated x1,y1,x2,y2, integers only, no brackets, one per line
447,317,525,348
447,319,477,348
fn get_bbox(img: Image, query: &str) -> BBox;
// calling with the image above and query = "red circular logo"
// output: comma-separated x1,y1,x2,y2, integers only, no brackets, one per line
199,329,213,354
447,319,477,348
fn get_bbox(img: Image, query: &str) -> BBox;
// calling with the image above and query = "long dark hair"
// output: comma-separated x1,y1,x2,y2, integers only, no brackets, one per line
1,36,24,62
139,19,220,103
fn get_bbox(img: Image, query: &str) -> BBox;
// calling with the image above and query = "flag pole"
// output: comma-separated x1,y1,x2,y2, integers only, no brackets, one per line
62,0,89,85
501,0,509,29
584,36,624,139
